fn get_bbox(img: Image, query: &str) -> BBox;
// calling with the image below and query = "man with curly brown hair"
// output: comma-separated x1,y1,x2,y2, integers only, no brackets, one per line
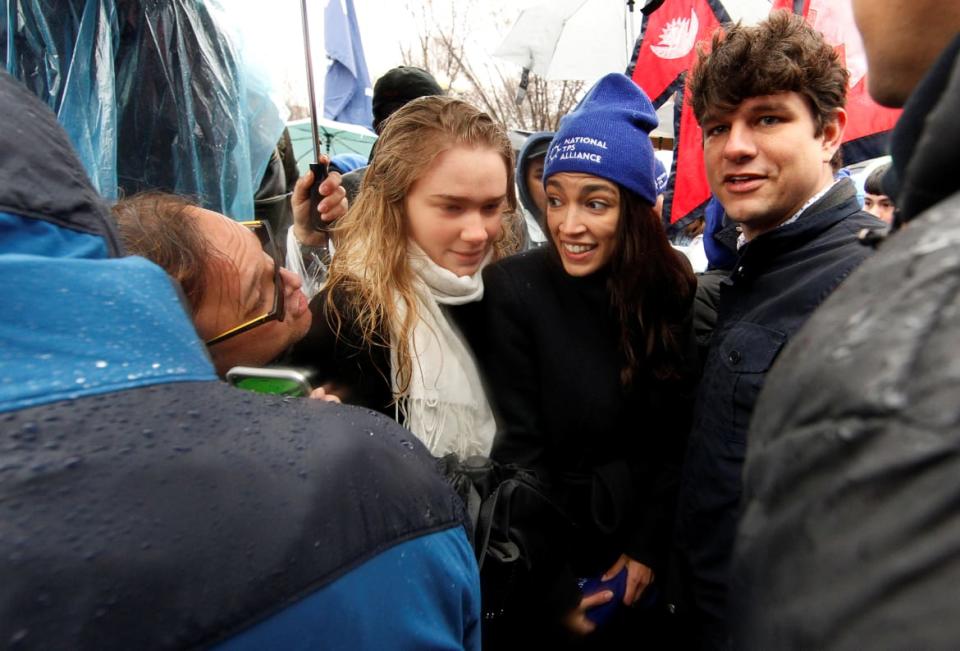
674,11,884,648
730,1,960,648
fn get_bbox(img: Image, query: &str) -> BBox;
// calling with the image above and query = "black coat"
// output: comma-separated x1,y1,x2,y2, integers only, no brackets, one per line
675,179,884,643
284,287,394,417
466,247,697,616
285,285,481,420
731,36,960,650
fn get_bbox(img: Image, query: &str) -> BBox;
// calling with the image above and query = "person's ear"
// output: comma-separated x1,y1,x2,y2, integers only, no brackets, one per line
821,108,847,162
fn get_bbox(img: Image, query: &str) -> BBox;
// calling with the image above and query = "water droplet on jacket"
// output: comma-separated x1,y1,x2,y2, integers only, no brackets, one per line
94,360,108,368
830,346,851,361
881,388,907,409
400,439,415,450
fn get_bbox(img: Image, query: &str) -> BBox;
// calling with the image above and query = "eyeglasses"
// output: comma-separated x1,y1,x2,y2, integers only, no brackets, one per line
205,220,286,346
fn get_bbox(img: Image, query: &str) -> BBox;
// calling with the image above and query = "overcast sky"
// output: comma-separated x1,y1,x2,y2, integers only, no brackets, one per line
237,0,587,112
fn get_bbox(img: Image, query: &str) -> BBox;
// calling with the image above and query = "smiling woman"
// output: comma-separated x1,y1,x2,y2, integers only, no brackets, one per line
286,95,519,459
464,73,697,648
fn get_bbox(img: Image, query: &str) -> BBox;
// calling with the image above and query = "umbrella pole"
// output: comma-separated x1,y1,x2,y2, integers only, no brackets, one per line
300,0,331,238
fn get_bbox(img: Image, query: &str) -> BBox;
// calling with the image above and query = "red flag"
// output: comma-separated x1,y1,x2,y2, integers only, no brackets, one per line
771,0,809,14
629,0,727,228
670,82,708,227
630,0,725,104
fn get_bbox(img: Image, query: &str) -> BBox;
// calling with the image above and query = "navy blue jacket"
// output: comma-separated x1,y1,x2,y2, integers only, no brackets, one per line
0,69,480,650
675,179,882,644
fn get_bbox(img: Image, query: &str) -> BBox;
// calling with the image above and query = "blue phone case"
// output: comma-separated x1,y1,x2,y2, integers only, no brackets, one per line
578,566,628,627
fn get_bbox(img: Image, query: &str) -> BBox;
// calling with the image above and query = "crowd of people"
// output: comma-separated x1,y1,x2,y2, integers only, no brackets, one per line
3,2,960,649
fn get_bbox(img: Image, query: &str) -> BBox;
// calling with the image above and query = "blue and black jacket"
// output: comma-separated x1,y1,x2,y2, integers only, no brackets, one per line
0,69,480,650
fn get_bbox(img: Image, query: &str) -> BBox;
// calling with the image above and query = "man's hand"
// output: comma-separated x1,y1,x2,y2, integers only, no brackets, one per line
291,155,348,247
603,554,654,605
561,590,613,636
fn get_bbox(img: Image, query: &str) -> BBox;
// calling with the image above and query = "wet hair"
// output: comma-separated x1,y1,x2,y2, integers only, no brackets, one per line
865,162,892,196
325,95,520,395
112,192,217,314
689,10,849,169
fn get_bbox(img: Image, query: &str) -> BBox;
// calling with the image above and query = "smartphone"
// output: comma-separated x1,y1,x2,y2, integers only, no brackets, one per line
226,366,315,397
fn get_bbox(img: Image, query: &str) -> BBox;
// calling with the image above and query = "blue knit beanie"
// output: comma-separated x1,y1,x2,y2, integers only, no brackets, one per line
544,73,659,204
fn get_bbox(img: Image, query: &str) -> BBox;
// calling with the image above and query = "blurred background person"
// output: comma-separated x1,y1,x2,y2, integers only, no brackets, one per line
862,161,895,224
515,130,553,249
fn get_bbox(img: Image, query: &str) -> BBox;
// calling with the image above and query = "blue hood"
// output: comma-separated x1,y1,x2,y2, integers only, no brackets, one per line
0,70,215,413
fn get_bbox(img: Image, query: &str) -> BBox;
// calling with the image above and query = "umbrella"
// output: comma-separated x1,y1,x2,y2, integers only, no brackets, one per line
494,0,638,83
286,117,377,174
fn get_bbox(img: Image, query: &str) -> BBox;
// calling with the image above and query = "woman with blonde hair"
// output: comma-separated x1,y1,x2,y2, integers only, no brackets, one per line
287,95,518,459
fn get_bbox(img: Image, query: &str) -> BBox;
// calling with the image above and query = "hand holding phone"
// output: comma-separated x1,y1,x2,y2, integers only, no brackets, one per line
577,566,627,627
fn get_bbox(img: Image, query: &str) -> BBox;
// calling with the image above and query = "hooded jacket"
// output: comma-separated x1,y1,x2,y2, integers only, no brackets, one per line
731,35,960,650
676,179,883,645
515,131,553,248
0,70,480,650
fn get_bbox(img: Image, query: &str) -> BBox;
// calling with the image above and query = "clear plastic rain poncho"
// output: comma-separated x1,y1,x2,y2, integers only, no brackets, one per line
1,0,285,219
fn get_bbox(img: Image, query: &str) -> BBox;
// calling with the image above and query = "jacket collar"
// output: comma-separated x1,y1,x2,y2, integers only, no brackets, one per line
891,34,960,224
730,179,861,280
0,70,215,414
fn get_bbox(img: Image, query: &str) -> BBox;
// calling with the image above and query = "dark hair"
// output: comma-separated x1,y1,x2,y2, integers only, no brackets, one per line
689,10,849,169
865,162,891,196
112,192,216,314
607,187,697,385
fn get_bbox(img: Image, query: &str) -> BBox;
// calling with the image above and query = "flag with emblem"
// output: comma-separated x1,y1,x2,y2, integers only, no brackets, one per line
629,0,728,231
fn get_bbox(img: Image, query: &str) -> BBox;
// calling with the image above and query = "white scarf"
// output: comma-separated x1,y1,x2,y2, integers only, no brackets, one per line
391,245,497,458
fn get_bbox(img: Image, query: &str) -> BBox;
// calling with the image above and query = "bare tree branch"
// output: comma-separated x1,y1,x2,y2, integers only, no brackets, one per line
400,0,583,131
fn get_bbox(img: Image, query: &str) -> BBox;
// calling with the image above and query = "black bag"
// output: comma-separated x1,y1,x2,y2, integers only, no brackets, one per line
436,454,572,625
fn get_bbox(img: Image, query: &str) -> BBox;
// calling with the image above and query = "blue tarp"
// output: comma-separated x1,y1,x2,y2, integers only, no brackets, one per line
1,0,285,219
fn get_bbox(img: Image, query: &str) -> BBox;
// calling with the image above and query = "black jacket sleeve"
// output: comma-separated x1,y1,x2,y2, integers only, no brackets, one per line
478,263,550,476
284,287,393,417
